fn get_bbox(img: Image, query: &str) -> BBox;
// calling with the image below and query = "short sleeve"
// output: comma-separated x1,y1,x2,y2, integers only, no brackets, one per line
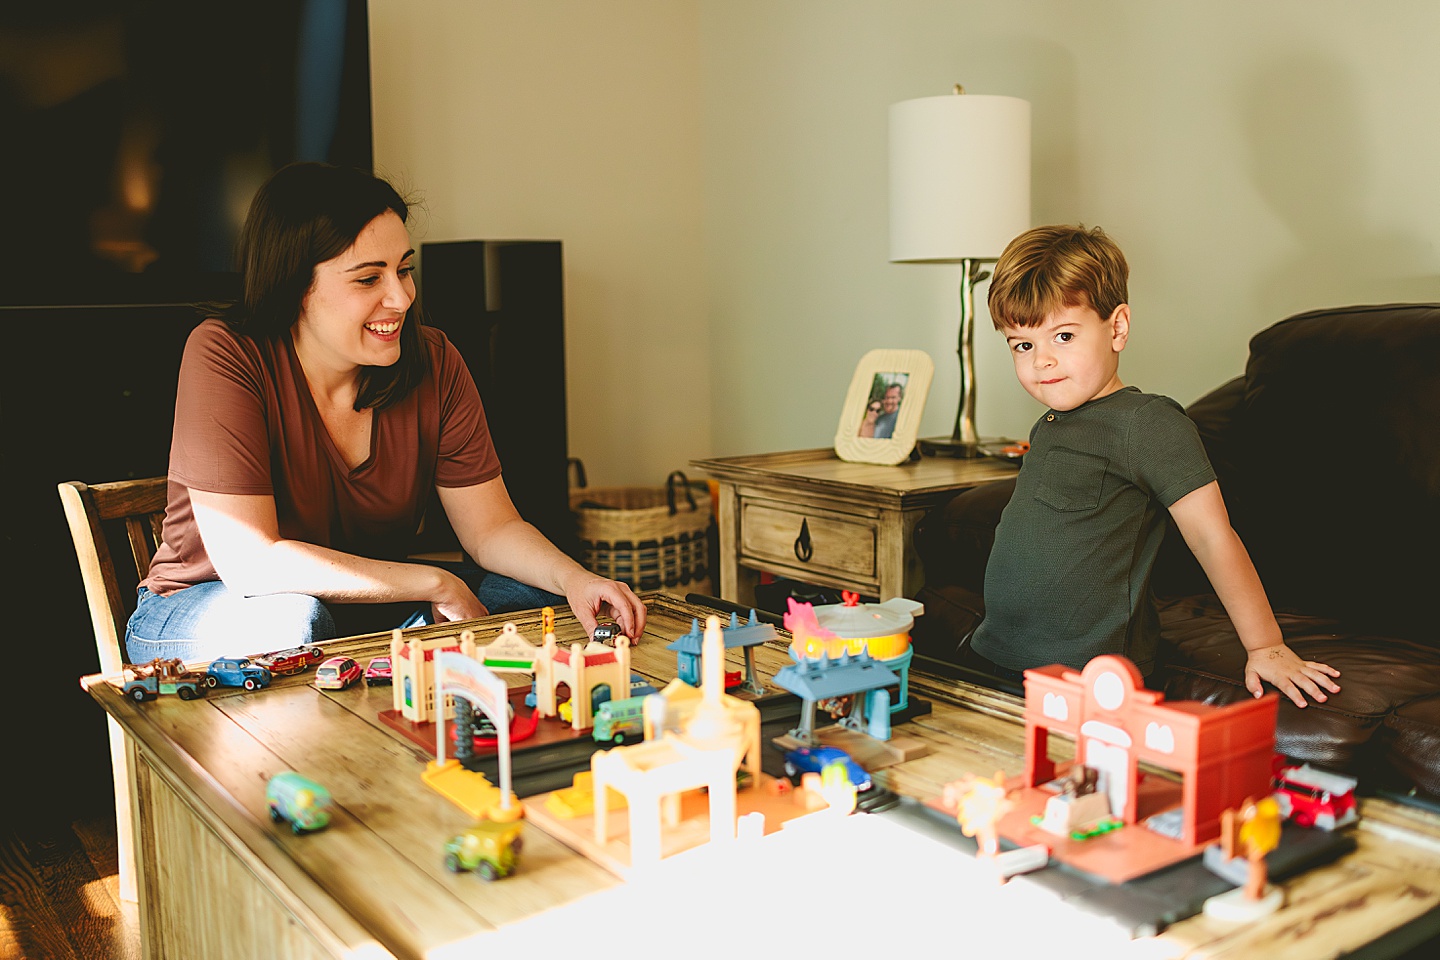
429,330,503,487
168,320,275,495
1131,396,1216,507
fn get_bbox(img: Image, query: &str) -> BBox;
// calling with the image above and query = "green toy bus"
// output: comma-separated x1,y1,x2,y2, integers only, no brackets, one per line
592,694,653,743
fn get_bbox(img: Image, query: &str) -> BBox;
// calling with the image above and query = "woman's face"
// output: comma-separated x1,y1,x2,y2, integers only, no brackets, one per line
864,402,882,422
295,211,415,372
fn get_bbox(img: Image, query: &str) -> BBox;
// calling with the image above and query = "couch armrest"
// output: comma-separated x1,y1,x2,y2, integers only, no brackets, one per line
913,476,1016,594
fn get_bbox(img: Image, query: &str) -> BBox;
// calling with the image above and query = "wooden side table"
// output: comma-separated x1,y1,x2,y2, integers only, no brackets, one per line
691,447,1018,605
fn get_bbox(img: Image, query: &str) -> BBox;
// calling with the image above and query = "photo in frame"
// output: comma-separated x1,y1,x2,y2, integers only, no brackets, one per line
833,348,934,465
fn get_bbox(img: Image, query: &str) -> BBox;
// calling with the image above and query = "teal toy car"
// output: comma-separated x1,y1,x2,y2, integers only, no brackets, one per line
266,772,333,834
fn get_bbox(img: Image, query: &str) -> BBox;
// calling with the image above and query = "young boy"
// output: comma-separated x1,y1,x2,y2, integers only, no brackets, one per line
969,224,1339,709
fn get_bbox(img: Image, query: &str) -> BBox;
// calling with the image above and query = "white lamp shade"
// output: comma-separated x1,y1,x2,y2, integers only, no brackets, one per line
889,94,1031,263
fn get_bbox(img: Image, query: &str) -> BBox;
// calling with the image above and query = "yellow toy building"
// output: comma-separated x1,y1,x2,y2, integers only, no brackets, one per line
534,620,633,732
390,615,545,726
390,628,478,725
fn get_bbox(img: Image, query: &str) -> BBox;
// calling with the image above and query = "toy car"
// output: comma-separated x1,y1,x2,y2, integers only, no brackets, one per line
472,703,515,738
266,771,333,834
314,656,363,690
120,657,207,702
252,644,325,676
591,622,622,643
782,745,872,792
1272,761,1358,830
443,818,524,880
592,694,652,743
204,656,272,691
364,656,393,685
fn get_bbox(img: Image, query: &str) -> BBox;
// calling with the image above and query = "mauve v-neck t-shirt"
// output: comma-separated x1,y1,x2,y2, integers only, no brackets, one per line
142,319,501,596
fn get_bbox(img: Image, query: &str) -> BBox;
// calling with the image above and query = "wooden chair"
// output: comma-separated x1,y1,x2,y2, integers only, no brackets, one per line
57,476,169,905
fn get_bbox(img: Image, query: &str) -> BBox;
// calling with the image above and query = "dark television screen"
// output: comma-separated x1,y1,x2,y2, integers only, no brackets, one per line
0,0,373,308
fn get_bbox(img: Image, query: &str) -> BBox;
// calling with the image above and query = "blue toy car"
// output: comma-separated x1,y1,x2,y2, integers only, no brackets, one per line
204,656,272,691
782,745,872,792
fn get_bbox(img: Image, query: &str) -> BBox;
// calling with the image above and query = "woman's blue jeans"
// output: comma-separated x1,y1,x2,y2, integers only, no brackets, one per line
124,564,564,665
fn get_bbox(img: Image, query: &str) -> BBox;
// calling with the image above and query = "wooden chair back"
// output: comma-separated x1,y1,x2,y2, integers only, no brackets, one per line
57,476,169,906
58,477,168,675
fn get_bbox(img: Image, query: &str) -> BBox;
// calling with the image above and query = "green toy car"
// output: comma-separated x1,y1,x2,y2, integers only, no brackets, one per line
443,818,524,881
265,771,333,834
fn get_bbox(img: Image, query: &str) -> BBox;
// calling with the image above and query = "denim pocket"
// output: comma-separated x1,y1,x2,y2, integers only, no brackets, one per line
1034,447,1107,512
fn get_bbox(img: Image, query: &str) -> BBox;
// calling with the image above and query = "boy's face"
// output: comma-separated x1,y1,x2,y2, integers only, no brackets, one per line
1000,303,1129,412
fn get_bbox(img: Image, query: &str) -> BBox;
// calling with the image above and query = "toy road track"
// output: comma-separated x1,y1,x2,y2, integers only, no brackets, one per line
460,691,810,798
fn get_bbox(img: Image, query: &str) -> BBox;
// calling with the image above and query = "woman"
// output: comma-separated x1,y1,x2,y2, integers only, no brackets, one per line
126,162,645,664
857,400,882,438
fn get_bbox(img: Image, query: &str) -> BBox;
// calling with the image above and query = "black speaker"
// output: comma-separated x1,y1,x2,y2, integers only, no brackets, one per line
417,240,576,559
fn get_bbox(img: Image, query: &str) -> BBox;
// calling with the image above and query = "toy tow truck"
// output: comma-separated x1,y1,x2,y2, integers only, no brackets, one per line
120,657,207,702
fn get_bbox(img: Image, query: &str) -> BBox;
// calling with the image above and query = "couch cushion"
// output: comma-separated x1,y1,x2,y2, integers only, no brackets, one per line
1226,303,1440,643
1158,594,1440,786
1381,694,1440,798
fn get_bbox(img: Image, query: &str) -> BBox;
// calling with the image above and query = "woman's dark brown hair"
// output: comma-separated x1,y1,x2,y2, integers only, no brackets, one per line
215,162,425,411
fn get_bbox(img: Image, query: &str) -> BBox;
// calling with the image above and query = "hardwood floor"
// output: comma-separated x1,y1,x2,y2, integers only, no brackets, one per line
0,809,139,960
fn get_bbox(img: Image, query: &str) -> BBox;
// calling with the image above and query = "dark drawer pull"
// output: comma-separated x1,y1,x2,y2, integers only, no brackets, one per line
794,518,813,562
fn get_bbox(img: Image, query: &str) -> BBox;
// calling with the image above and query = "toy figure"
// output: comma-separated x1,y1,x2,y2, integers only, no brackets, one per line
1036,763,1114,839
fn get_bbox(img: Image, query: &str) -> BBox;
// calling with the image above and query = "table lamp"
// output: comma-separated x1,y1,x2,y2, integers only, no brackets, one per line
889,86,1031,457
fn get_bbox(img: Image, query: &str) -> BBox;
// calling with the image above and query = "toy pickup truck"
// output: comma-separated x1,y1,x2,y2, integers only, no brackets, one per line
120,657,207,702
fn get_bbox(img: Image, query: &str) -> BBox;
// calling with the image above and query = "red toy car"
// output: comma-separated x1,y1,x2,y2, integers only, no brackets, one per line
364,655,393,685
314,656,363,691
253,644,325,676
1271,759,1358,831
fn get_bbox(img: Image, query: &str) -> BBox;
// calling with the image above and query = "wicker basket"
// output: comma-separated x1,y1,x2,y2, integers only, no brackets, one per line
569,469,712,597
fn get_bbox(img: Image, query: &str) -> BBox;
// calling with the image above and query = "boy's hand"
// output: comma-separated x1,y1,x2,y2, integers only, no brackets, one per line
1245,644,1341,708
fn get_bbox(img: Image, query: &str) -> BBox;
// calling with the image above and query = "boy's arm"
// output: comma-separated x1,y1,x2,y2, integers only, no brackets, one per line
1167,481,1341,708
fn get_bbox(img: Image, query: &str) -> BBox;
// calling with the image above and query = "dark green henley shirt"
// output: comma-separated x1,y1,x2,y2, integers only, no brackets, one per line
971,387,1216,676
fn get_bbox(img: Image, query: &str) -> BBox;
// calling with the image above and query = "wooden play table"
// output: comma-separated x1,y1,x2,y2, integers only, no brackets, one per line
83,594,1440,959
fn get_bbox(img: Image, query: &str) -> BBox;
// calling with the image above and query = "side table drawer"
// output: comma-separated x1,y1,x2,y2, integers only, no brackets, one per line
739,500,876,581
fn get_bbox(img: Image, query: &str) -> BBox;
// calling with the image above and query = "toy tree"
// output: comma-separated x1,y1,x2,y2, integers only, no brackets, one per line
953,770,1014,858
1220,794,1283,899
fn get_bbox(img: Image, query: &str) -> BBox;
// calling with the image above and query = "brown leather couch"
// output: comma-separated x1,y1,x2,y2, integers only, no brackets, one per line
910,303,1440,804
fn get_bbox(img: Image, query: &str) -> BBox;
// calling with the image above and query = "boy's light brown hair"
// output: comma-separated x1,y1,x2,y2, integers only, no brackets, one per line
987,224,1129,329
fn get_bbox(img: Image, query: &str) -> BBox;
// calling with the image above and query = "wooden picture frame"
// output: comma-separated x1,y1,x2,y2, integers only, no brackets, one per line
833,348,934,465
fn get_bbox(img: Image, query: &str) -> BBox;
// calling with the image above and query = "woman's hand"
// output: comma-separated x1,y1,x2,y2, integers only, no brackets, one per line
428,567,489,624
559,570,647,641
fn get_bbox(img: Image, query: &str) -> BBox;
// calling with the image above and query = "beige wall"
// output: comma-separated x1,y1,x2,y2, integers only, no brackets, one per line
369,0,710,488
372,0,1439,483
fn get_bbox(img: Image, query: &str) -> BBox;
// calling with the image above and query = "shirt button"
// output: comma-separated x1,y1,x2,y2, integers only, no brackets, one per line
1046,413,1056,421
